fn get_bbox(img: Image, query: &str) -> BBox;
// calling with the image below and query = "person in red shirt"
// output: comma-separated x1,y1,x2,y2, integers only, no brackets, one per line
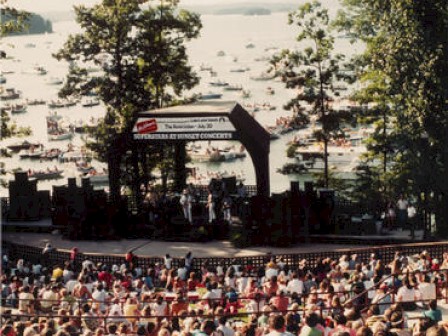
269,290,289,313
98,265,113,289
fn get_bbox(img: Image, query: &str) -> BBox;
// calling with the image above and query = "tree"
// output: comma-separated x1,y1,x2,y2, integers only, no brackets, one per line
0,0,30,36
337,0,448,237
271,1,353,187
54,0,202,200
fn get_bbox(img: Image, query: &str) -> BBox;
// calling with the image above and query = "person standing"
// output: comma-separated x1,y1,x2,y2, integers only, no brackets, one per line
222,192,232,224
206,189,216,224
408,202,417,238
180,189,193,224
396,194,409,230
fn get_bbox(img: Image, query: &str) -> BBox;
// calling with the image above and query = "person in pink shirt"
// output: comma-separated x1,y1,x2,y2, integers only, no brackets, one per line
328,314,356,336
269,290,289,313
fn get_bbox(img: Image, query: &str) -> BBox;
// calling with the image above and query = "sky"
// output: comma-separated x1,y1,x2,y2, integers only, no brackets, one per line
9,0,288,13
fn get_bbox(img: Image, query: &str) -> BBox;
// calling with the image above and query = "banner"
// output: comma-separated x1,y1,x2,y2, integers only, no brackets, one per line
132,116,238,140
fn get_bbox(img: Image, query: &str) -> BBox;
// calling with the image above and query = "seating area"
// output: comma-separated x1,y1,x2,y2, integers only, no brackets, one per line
1,241,448,336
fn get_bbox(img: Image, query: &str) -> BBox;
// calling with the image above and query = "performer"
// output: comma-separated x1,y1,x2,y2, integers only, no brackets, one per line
179,189,193,224
206,189,216,224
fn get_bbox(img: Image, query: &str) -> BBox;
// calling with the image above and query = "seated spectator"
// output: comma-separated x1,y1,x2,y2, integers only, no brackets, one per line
423,299,442,323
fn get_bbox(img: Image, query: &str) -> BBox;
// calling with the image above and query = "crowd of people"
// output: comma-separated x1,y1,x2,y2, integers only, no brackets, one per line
1,248,448,336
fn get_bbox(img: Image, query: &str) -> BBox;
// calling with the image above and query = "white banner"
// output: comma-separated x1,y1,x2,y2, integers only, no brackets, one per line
133,116,236,134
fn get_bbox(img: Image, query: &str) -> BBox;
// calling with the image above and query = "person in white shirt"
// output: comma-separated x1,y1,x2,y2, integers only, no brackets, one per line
417,274,436,305
396,278,418,311
151,295,168,317
396,194,409,229
286,273,304,296
180,189,193,224
164,254,173,270
91,283,108,313
206,189,216,224
217,316,235,336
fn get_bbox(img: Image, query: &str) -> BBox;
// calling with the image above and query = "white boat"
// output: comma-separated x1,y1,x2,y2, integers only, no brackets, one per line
45,77,63,85
19,148,45,159
81,99,100,107
230,66,249,73
250,72,275,81
216,50,226,57
3,103,27,114
33,66,47,76
83,169,109,184
199,64,213,71
188,149,224,163
223,84,243,91
240,89,251,99
48,131,74,141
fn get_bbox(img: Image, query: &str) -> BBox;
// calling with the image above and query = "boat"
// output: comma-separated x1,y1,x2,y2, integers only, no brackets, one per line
1,88,21,100
188,148,225,163
3,103,27,114
199,64,213,71
19,147,45,159
83,169,109,184
6,140,41,152
28,168,64,180
209,80,229,87
266,87,275,95
45,77,63,85
48,131,74,141
48,98,78,108
33,66,47,76
40,148,62,160
230,66,249,73
250,72,275,81
0,75,6,84
26,98,46,106
24,43,36,48
223,84,243,91
76,161,95,174
240,89,251,99
198,92,223,100
81,99,100,107
245,43,255,49
216,50,226,57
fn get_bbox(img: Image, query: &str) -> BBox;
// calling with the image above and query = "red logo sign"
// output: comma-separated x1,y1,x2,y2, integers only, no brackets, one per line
136,119,158,134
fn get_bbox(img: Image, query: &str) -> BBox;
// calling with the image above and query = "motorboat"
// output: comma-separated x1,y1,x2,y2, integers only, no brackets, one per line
223,84,243,91
245,43,255,49
250,72,275,81
19,147,45,159
45,77,63,85
0,75,6,84
48,131,74,141
82,169,109,184
48,98,78,108
3,103,27,114
81,99,100,107
6,140,41,152
266,87,275,95
230,66,249,73
209,80,229,87
199,64,213,71
216,50,226,57
1,88,21,100
198,92,222,100
40,148,62,160
28,168,64,180
26,98,46,106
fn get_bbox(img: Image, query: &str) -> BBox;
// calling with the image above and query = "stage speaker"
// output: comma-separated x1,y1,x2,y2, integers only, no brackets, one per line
223,176,237,194
291,181,300,194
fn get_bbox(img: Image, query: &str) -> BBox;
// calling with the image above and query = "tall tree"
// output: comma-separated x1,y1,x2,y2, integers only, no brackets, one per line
271,1,352,187
54,0,201,200
337,0,448,236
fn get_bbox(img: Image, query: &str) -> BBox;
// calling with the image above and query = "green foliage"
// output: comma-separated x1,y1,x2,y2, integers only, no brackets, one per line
336,0,448,236
1,12,52,35
229,226,252,248
55,0,202,196
0,1,31,37
272,1,353,187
